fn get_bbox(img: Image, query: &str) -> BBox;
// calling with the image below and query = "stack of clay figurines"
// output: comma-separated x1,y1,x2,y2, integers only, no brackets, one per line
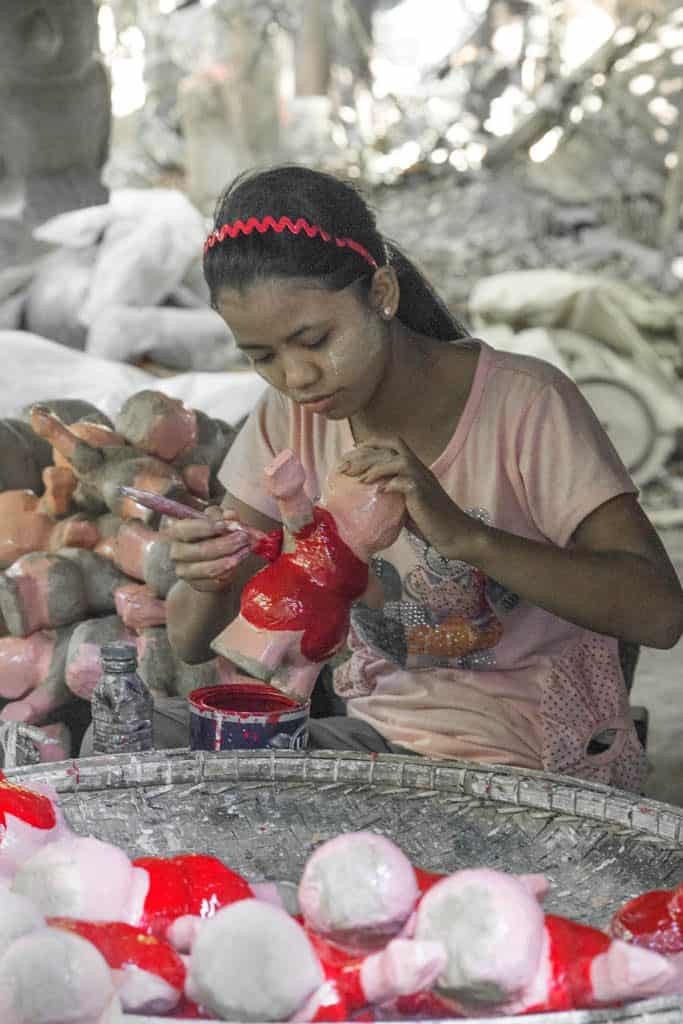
0,391,237,760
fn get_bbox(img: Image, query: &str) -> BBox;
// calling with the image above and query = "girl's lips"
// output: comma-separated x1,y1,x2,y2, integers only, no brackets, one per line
301,393,337,414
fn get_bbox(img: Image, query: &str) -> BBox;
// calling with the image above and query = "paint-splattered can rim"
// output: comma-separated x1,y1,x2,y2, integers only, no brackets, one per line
188,683,310,726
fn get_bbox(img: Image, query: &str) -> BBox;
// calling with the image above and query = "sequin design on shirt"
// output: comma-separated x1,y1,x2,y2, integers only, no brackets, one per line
350,509,518,670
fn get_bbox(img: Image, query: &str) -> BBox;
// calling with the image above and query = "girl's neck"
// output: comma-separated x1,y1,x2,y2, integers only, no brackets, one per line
349,326,467,452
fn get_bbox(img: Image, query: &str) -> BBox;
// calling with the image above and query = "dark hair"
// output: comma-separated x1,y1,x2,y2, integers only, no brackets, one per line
203,164,469,342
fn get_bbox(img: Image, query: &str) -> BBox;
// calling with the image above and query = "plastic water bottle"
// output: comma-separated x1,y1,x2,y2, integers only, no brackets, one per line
91,641,153,754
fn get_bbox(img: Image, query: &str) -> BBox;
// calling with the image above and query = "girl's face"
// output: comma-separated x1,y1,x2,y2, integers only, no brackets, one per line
215,278,389,420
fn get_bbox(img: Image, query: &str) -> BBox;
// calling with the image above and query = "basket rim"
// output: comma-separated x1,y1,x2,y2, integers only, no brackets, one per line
123,990,683,1024
6,748,683,846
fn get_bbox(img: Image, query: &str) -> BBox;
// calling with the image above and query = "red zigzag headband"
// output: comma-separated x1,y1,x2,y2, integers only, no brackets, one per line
204,215,379,270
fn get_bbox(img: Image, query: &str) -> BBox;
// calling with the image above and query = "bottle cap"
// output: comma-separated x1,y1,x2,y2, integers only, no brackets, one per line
101,641,138,667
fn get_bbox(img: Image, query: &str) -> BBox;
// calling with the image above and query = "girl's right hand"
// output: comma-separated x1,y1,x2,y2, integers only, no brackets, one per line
165,506,253,593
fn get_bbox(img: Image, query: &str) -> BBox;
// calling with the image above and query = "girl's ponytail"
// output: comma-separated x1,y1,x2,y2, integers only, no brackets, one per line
385,240,470,342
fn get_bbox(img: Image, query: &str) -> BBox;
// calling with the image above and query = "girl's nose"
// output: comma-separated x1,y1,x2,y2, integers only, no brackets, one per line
283,352,318,390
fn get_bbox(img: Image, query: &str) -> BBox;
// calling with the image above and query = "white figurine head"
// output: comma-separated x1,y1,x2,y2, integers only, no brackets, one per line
414,868,546,1007
187,899,323,1022
11,835,148,925
299,831,419,952
0,889,45,956
0,927,120,1024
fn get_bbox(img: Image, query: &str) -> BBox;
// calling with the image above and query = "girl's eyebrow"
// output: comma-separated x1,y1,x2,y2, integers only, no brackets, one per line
239,322,327,350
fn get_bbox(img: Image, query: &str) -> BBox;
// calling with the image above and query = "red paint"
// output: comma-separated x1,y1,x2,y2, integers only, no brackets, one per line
392,990,456,1019
48,918,185,992
0,771,56,831
525,915,611,1013
252,529,284,563
133,854,252,937
169,995,210,1019
413,866,446,897
189,683,301,718
306,929,367,1013
241,507,369,662
610,887,683,953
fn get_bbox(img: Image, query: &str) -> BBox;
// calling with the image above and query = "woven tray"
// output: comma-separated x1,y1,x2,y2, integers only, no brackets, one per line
7,749,683,1024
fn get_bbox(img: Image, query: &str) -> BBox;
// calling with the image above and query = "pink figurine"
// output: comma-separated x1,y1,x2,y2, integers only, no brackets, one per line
185,898,445,1023
0,632,58,702
0,491,98,569
114,582,167,630
0,771,72,886
11,835,254,941
212,449,406,702
0,553,89,636
403,868,675,1018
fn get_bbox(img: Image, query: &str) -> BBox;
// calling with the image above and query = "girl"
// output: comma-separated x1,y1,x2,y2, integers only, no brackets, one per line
165,164,683,791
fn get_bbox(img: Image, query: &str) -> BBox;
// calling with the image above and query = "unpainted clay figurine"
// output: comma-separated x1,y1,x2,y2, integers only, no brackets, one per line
212,449,406,701
109,519,178,597
0,549,127,637
114,389,234,500
29,405,186,520
0,491,99,569
0,623,77,726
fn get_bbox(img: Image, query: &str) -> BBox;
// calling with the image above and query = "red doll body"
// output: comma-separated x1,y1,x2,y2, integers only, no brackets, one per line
297,928,445,1022
610,884,683,954
0,770,70,884
241,506,368,661
48,918,186,1015
132,853,254,937
12,836,254,944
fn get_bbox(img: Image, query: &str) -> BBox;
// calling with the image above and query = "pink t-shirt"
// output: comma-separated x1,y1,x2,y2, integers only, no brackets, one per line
220,340,648,791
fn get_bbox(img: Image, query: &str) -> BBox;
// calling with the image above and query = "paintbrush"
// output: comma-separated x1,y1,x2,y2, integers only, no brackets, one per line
117,486,249,536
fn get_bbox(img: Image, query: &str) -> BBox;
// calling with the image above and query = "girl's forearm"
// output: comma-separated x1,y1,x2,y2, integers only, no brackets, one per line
167,550,269,664
166,582,235,664
457,522,683,649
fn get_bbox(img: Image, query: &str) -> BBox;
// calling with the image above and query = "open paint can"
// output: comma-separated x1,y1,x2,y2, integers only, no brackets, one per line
188,683,309,752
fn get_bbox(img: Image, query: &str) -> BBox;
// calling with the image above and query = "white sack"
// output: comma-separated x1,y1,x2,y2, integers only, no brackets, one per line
1,331,266,424
34,190,208,329
87,305,244,371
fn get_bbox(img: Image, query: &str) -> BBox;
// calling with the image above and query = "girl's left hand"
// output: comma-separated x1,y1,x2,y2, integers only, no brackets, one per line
338,438,480,560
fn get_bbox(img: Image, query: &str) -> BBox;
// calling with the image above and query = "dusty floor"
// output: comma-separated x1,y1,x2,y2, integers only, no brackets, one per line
632,528,683,805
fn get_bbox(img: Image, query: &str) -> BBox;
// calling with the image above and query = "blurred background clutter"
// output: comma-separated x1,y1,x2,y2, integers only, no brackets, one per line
0,0,682,797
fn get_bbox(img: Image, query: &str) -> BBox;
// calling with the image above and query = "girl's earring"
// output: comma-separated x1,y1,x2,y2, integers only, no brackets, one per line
382,306,392,319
